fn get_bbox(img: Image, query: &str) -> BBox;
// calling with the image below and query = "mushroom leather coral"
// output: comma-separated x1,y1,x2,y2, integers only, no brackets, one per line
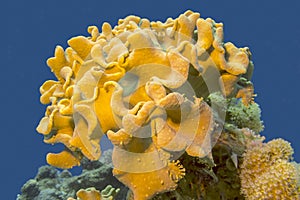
37,10,254,199
113,160,185,200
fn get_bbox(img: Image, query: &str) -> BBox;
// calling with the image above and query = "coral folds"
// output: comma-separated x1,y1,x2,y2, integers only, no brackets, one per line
35,10,299,199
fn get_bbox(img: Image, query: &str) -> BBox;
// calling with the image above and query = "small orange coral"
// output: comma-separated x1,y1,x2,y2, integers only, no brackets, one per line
240,139,300,199
46,150,80,169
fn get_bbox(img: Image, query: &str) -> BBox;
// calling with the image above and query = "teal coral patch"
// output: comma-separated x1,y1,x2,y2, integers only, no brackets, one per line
227,98,264,133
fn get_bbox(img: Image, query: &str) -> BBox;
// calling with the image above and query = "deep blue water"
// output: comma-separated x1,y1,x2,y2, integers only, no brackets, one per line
4,0,300,199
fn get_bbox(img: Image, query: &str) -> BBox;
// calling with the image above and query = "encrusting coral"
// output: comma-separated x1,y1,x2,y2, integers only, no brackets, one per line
31,10,300,200
16,155,128,200
226,97,264,133
240,139,300,199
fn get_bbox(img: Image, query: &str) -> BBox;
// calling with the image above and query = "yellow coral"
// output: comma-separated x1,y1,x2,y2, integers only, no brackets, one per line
113,160,185,200
68,185,120,200
46,150,80,169
240,139,300,199
68,187,102,200
37,10,254,199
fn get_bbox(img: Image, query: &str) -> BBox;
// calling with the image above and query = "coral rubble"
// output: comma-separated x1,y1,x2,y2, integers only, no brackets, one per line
17,150,127,200
18,10,300,199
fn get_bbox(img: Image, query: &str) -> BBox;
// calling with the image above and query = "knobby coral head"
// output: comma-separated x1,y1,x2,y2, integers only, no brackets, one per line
36,10,253,199
240,139,300,199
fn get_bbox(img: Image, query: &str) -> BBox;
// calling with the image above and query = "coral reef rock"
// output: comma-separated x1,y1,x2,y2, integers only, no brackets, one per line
17,150,128,200
19,10,300,200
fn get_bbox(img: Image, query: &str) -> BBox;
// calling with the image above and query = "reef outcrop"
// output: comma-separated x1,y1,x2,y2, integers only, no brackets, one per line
19,10,300,200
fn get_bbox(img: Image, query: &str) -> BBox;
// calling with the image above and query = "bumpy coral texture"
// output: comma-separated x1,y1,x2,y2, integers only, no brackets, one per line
36,10,255,199
227,98,264,133
240,139,300,199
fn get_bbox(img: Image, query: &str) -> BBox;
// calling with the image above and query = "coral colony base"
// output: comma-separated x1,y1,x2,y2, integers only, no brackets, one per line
18,10,300,200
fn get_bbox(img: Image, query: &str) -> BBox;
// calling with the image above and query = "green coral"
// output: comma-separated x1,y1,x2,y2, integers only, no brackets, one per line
207,92,227,113
101,185,120,200
226,98,264,133
207,92,264,133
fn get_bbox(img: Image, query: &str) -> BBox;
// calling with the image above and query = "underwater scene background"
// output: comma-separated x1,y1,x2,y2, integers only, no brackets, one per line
3,0,300,199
